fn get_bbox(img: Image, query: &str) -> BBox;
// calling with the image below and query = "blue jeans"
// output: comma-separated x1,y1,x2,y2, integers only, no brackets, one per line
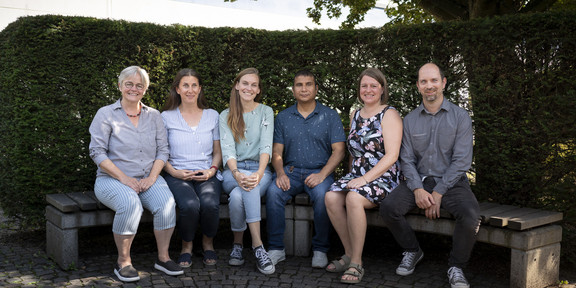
222,160,272,232
266,166,333,253
164,174,222,242
379,176,481,268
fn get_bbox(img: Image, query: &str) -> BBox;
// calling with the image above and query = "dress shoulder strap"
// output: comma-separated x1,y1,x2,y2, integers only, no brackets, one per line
379,106,392,123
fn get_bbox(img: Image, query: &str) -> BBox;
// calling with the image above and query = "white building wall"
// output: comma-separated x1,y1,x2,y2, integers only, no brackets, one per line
0,0,389,32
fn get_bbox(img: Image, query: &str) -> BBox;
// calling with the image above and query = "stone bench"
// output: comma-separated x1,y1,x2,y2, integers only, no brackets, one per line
45,191,293,270
292,193,563,288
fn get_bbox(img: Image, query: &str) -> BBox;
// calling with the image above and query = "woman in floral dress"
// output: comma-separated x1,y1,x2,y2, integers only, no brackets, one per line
325,68,403,284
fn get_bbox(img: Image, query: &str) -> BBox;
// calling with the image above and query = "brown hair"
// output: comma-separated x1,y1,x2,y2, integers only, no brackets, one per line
162,68,208,111
357,68,389,105
227,67,262,142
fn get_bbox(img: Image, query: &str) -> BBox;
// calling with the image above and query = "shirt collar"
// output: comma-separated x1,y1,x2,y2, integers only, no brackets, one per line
290,100,321,117
112,99,148,111
418,98,450,115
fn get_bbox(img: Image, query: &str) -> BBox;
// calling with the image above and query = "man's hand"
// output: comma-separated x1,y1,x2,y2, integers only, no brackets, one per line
414,188,435,209
275,173,291,191
424,192,443,219
304,173,325,188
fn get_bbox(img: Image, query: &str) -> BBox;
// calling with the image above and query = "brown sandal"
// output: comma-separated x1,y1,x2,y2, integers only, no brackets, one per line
325,254,351,273
341,262,364,284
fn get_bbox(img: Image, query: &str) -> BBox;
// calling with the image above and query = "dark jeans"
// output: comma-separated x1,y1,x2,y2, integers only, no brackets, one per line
164,174,222,242
379,176,480,268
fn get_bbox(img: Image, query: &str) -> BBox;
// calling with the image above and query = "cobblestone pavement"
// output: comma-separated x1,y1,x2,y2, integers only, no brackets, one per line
0,214,573,287
1,240,511,288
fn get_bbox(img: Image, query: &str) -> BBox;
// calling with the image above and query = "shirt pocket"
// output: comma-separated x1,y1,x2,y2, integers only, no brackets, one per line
411,132,429,153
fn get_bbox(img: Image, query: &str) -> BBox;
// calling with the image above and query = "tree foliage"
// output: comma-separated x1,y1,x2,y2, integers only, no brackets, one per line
225,0,576,28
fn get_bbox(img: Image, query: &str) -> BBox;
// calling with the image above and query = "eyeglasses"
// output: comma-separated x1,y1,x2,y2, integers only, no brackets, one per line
124,82,145,91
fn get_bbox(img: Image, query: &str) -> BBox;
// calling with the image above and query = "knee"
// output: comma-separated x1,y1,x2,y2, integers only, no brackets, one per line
324,191,341,209
178,197,200,213
118,197,144,216
309,187,328,205
379,199,397,221
266,184,284,203
457,207,481,228
344,193,363,210
228,189,243,205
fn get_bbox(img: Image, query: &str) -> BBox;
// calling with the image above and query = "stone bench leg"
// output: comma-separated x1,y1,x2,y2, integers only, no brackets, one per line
510,242,560,288
293,204,313,257
284,218,294,255
46,221,78,270
294,219,311,256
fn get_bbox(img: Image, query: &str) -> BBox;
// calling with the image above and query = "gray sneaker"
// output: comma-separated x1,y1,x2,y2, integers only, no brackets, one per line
396,249,424,276
229,243,245,266
253,245,275,275
268,249,286,265
448,266,470,288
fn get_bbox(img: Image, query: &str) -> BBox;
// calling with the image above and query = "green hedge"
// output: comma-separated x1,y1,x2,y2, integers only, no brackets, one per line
1,12,575,262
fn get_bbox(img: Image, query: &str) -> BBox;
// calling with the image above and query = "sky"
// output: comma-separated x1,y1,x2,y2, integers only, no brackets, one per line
0,0,391,32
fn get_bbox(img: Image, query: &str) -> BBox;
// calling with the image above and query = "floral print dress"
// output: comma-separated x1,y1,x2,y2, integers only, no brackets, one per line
330,106,401,204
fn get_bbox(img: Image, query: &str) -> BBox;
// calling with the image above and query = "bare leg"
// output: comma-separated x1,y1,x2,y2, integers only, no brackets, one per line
202,234,216,265
154,227,175,263
325,191,351,270
233,231,244,246
342,192,375,281
114,233,136,268
247,221,263,248
179,240,193,266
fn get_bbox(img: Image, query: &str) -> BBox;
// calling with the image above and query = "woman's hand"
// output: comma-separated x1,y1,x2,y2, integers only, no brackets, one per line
170,169,196,181
346,176,368,189
190,169,216,182
242,172,262,191
119,175,141,194
138,175,158,193
233,170,248,190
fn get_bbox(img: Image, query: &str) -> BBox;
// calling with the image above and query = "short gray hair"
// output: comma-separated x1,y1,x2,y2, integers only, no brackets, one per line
118,66,150,89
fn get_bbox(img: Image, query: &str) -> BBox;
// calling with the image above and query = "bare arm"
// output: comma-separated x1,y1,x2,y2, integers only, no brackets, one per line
271,143,290,191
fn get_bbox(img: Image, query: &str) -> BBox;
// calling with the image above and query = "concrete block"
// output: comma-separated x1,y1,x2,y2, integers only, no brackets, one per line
46,221,78,270
285,218,294,255
294,219,311,256
510,243,560,288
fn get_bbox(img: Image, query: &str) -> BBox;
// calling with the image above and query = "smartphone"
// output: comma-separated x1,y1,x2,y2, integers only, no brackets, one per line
195,172,204,176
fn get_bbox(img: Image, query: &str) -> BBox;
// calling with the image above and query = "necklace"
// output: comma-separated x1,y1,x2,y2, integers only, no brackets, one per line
126,107,141,117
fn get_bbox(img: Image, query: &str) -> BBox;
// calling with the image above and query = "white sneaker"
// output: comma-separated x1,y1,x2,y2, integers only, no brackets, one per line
448,266,470,288
311,251,328,268
268,249,286,265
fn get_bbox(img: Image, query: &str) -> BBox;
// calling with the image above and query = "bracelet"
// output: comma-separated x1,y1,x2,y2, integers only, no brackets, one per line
232,169,239,175
210,165,218,171
362,176,369,185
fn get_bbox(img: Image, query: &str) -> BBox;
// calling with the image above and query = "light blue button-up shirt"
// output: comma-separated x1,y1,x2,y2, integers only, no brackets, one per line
162,107,220,171
89,99,169,178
